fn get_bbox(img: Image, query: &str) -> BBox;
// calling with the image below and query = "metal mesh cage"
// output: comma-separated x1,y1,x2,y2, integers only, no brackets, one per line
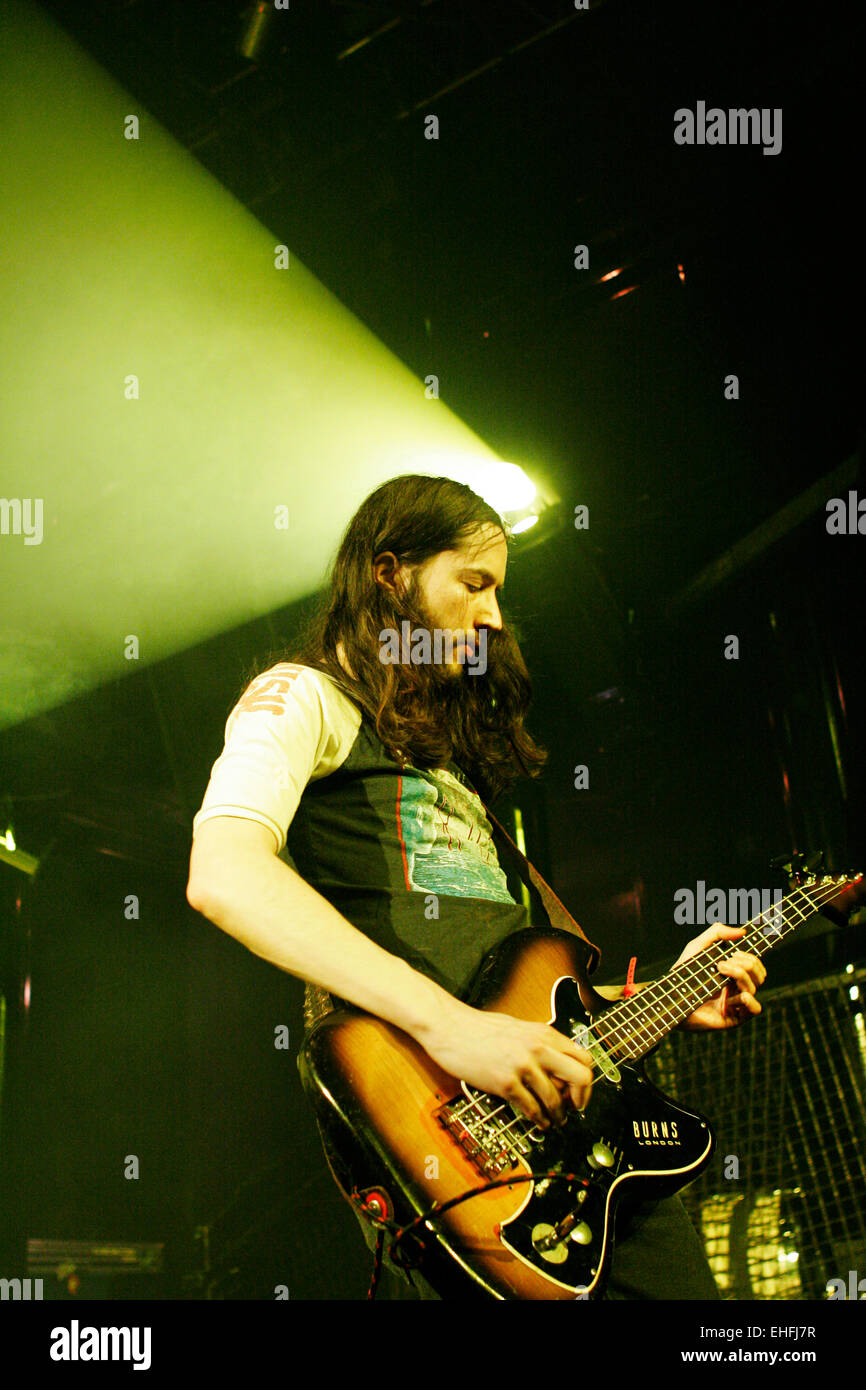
644,967,866,1299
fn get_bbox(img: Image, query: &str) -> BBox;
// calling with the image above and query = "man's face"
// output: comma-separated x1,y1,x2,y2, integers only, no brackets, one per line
400,524,507,675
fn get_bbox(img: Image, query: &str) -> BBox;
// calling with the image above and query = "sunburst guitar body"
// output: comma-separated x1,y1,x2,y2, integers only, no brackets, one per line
299,926,713,1300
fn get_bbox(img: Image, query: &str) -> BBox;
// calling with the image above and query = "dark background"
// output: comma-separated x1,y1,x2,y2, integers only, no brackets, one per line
0,0,862,1298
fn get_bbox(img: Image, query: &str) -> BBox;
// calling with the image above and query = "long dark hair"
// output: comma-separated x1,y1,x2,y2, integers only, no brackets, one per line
251,474,547,804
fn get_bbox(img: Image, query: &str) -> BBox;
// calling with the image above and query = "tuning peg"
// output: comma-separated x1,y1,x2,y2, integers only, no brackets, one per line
769,850,825,886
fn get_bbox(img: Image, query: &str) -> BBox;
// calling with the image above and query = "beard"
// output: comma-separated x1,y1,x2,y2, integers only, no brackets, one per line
395,576,502,713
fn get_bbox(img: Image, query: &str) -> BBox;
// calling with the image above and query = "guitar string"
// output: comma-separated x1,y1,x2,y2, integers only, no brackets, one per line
451,876,857,1149
608,878,854,1049
477,880,850,1141
595,877,852,1055
452,878,851,1146
589,878,845,1050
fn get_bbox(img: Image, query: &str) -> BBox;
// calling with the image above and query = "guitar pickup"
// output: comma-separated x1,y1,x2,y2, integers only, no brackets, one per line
572,1026,622,1084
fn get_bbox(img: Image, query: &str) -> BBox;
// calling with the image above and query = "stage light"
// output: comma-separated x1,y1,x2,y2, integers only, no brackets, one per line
0,825,39,874
510,514,539,535
3,3,527,727
238,1,274,63
470,461,537,513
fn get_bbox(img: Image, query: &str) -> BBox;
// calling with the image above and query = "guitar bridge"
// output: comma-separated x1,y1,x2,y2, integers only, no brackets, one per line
434,1088,536,1177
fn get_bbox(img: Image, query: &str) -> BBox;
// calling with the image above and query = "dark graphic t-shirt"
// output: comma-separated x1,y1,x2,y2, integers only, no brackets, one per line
192,663,538,995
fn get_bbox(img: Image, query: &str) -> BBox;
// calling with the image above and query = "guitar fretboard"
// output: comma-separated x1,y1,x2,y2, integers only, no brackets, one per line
592,876,855,1060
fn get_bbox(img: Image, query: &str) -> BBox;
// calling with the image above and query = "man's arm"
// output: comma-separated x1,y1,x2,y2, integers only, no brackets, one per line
187,815,595,1128
188,816,454,1038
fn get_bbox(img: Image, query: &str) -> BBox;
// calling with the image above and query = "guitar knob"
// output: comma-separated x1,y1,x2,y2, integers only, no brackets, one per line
531,1223,568,1264
569,1222,593,1245
587,1142,614,1169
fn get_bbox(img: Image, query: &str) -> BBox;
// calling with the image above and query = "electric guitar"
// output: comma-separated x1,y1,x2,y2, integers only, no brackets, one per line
298,869,863,1299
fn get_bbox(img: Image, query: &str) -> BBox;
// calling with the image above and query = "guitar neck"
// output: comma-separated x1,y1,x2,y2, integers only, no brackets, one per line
592,875,853,1062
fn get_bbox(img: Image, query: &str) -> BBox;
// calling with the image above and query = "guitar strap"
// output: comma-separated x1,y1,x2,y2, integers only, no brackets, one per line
484,806,602,975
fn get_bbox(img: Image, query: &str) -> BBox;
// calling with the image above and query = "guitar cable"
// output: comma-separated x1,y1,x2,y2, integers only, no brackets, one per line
355,1168,587,1299
366,1225,387,1301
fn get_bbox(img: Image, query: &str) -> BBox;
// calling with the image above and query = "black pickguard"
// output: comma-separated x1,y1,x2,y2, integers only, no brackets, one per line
492,974,714,1295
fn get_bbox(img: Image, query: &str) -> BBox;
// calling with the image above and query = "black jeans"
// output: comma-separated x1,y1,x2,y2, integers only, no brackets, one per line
601,1193,720,1300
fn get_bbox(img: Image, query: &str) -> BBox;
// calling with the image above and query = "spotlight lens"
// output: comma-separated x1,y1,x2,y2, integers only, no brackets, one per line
473,462,537,513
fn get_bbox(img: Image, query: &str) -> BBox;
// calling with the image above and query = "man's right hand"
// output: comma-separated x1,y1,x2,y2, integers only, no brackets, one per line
414,998,593,1129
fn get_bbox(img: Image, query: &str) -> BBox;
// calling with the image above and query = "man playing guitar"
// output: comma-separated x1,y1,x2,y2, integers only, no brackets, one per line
187,473,766,1299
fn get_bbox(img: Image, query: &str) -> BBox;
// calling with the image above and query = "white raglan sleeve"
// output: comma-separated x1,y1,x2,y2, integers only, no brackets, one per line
191,664,357,855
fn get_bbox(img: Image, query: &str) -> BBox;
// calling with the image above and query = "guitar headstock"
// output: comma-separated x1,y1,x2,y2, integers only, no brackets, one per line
802,871,865,927
770,851,865,924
